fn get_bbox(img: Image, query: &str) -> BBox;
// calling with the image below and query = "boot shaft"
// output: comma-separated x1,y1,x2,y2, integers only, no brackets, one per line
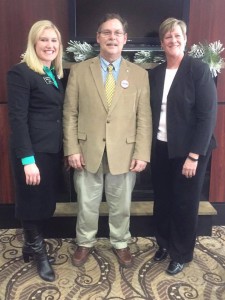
22,226,55,282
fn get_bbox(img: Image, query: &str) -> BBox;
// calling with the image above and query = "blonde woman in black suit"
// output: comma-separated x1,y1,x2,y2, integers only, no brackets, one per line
7,20,64,282
149,18,217,275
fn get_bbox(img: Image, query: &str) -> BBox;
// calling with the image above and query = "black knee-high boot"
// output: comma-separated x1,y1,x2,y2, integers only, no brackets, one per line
22,221,55,282
22,221,55,264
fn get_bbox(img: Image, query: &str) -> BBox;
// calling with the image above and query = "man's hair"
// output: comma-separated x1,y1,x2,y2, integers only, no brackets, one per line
97,13,128,33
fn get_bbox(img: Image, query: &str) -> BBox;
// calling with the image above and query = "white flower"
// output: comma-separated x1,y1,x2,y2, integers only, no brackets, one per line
188,40,224,77
209,40,224,54
188,44,205,58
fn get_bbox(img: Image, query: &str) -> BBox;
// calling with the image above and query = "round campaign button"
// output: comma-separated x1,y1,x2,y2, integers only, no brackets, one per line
121,80,129,89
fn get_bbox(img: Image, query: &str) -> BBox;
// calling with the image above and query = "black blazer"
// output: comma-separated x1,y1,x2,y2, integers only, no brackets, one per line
7,62,64,158
149,55,217,159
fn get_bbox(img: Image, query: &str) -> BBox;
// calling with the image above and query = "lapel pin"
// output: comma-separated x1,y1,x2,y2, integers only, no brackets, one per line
121,80,129,89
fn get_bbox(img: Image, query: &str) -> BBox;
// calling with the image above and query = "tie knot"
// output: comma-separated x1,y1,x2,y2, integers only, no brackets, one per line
107,64,114,72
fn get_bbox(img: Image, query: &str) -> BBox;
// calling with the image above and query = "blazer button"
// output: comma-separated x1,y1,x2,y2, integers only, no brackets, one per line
103,138,106,142
107,120,110,123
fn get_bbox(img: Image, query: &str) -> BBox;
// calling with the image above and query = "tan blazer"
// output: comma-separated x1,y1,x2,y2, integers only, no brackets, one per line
63,57,152,175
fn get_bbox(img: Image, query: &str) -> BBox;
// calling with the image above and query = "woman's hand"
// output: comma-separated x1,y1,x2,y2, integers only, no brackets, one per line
24,163,41,185
182,158,198,178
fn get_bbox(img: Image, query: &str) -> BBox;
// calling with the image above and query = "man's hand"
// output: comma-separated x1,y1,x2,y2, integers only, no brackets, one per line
24,164,40,185
130,159,147,172
67,154,85,171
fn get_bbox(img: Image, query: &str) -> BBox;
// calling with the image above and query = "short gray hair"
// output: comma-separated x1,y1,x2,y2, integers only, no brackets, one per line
159,18,187,41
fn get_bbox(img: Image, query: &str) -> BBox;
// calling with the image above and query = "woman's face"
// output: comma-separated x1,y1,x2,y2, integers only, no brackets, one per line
161,25,186,59
35,28,60,67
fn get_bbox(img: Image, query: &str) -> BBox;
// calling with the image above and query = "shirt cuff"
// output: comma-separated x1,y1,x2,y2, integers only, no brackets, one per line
21,156,35,165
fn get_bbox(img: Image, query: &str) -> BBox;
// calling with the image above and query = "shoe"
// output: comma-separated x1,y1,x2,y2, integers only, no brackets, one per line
154,247,168,262
113,247,133,268
166,260,184,275
23,249,55,264
23,228,55,282
23,244,55,264
72,246,93,267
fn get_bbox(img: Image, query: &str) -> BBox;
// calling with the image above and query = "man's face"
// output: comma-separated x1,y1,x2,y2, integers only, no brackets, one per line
97,18,127,62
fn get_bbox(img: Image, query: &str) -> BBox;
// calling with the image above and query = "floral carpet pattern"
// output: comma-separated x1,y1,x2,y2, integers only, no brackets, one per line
0,227,225,300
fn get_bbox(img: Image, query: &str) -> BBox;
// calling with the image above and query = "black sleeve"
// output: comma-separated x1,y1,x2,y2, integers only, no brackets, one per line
7,64,34,158
190,60,217,154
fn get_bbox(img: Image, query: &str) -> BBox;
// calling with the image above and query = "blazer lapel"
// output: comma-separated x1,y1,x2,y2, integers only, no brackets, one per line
56,76,64,95
109,59,129,113
169,55,190,92
90,57,108,111
152,63,166,117
156,66,166,102
40,72,63,100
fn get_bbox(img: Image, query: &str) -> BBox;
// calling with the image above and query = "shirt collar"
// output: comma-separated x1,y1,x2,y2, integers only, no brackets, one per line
99,56,122,72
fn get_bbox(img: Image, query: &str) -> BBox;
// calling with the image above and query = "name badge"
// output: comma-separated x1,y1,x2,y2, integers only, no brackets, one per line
43,76,53,85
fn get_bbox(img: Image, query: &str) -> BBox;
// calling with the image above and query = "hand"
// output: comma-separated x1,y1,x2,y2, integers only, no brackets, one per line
64,157,70,171
24,164,41,185
182,158,198,178
130,159,147,173
67,153,85,170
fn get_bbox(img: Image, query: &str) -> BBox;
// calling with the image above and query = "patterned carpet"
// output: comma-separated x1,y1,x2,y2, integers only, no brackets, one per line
0,227,225,300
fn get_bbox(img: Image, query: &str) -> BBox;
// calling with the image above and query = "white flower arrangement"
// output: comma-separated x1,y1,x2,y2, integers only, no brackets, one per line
188,40,224,77
64,40,224,77
64,40,132,62
133,50,165,64
65,40,97,62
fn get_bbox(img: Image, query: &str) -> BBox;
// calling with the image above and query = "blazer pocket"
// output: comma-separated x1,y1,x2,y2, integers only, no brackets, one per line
78,132,87,141
126,136,136,143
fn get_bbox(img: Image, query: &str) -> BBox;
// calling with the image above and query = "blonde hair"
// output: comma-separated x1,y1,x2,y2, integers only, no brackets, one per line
22,20,63,78
159,18,187,41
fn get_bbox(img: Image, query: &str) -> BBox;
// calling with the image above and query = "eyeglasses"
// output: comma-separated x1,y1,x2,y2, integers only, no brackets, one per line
98,30,125,37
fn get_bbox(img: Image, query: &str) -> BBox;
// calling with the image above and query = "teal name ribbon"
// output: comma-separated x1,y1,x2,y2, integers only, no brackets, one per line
43,66,58,88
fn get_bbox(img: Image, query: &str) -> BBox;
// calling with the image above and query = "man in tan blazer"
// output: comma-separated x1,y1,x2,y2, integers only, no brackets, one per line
63,13,152,268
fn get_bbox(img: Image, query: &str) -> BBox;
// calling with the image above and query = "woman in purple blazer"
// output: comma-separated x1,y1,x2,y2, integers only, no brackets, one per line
7,20,64,282
149,18,217,275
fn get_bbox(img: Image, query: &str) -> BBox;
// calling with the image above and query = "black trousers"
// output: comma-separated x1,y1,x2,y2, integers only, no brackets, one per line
151,140,211,263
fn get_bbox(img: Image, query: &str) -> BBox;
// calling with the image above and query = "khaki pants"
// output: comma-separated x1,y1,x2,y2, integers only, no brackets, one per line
74,161,136,249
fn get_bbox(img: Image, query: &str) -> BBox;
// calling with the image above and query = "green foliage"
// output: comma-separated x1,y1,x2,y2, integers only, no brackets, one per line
133,50,165,64
65,41,98,62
